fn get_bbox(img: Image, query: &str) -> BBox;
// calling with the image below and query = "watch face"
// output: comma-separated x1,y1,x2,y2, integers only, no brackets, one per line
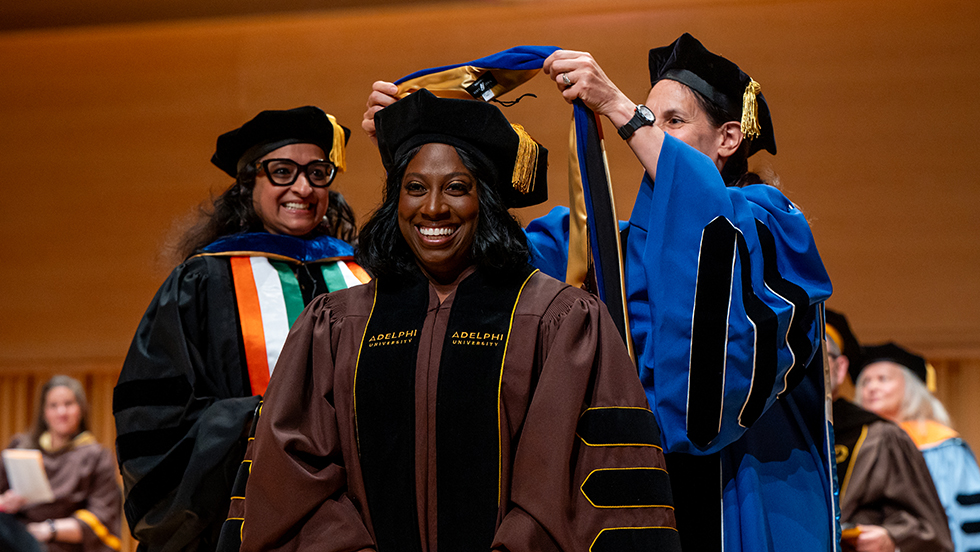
637,105,655,123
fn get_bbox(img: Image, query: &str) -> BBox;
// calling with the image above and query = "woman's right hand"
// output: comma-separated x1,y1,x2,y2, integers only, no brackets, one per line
362,81,400,147
0,489,26,513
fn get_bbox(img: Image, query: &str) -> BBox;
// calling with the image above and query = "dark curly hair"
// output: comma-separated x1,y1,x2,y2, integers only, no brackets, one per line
356,144,530,279
175,162,358,260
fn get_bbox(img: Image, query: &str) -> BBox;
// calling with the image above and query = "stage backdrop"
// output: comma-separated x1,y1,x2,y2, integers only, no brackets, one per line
1,0,978,549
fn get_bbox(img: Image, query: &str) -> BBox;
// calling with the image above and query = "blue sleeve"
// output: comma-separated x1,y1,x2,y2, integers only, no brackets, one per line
625,134,833,455
524,206,571,281
922,438,980,551
524,206,630,283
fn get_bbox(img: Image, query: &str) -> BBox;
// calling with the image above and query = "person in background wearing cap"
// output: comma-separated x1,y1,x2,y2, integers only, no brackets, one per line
856,343,980,551
113,107,368,552
826,311,952,552
239,89,681,552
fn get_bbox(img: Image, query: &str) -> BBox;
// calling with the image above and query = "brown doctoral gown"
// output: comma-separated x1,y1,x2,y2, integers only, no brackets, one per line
0,432,122,552
834,398,952,552
240,268,680,552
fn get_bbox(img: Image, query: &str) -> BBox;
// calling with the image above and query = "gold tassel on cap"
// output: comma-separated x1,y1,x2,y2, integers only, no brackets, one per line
926,362,937,393
510,123,539,195
740,78,762,141
825,325,843,352
326,113,347,173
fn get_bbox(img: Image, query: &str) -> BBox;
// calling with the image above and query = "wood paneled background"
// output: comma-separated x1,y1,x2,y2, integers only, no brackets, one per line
1,0,977,549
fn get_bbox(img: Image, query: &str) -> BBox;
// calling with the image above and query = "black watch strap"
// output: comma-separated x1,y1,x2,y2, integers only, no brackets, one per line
618,105,655,140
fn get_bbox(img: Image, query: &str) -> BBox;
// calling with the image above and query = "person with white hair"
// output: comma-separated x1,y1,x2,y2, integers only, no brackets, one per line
826,312,951,552
856,342,980,551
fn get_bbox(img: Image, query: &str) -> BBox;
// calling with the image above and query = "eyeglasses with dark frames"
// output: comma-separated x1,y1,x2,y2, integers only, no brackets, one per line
257,158,337,188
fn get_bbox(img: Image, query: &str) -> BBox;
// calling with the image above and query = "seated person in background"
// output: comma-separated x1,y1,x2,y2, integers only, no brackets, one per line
826,311,952,552
0,375,122,552
856,342,980,552
240,89,681,552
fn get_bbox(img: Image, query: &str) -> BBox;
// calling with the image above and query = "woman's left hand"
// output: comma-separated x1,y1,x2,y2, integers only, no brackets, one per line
542,49,635,128
362,80,400,147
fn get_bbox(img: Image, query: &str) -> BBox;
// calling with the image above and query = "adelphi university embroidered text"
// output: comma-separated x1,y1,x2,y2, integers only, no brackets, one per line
367,329,418,347
451,331,505,347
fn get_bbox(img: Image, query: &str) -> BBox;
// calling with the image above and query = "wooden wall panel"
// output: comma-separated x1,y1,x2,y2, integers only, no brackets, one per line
934,359,980,450
0,2,977,549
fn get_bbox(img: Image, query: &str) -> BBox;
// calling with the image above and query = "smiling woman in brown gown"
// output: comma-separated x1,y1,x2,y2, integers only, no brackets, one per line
239,89,682,552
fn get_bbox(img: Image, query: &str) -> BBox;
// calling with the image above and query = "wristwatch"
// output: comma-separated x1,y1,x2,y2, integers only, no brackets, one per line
617,105,656,140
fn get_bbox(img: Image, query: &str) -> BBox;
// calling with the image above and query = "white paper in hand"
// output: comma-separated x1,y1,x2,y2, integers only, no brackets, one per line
2,449,55,505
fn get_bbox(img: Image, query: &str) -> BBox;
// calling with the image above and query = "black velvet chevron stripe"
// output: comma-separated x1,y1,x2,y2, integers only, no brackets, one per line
733,228,779,429
591,527,682,552
229,403,260,498
963,521,980,534
688,217,737,447
689,217,781,446
230,461,249,497
113,375,192,413
115,423,194,460
755,220,814,398
958,493,980,506
123,436,195,529
216,519,244,552
577,408,662,447
581,468,672,507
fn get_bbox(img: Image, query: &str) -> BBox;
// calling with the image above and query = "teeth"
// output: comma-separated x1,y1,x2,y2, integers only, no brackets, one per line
419,226,454,237
284,202,310,210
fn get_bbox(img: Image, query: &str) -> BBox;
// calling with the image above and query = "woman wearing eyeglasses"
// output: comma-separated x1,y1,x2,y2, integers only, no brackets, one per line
113,107,369,552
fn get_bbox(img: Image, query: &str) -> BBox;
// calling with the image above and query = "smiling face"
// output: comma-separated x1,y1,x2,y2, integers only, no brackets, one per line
252,143,331,236
43,385,82,441
645,79,740,169
397,143,480,284
858,361,907,421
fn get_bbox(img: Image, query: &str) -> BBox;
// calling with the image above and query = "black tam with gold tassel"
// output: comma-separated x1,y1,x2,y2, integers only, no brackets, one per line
375,88,549,209
649,33,776,157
